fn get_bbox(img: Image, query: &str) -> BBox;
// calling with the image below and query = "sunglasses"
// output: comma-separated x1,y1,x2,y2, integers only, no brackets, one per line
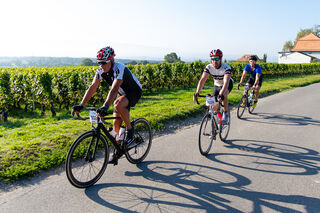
211,57,221,61
98,60,110,65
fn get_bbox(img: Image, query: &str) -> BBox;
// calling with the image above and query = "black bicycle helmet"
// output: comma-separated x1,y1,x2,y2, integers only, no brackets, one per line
249,55,257,61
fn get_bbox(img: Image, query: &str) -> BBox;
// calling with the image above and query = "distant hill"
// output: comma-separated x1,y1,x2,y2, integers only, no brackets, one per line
0,56,162,67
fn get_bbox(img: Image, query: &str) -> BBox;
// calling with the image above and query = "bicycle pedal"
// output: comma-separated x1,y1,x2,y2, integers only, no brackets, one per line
109,157,118,166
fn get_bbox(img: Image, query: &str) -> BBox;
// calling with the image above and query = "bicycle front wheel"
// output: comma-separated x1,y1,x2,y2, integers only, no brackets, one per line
125,118,152,164
219,111,231,142
66,131,109,188
198,113,215,156
237,95,246,119
248,100,255,114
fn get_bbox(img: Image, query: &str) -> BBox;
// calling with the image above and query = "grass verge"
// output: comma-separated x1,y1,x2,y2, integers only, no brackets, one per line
1,74,320,181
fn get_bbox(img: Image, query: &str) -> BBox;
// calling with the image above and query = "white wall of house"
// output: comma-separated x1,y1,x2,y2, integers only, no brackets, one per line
301,52,320,59
278,52,311,64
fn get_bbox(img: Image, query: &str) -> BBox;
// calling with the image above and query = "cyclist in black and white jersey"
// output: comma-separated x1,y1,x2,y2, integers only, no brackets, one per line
72,46,142,146
194,49,233,124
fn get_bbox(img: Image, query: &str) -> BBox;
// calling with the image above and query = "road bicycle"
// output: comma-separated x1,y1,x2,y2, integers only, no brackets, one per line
196,94,231,155
237,85,255,119
65,107,152,188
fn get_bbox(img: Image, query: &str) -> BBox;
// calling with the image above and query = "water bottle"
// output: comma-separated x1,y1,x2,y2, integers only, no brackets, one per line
217,111,222,124
108,127,118,139
119,126,126,141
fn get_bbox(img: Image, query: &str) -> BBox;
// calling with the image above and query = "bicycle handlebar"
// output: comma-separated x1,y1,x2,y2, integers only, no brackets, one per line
195,94,224,107
71,107,120,124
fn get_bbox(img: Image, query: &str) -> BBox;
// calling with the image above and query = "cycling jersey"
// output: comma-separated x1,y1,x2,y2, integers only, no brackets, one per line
95,62,142,96
244,64,262,78
204,63,232,87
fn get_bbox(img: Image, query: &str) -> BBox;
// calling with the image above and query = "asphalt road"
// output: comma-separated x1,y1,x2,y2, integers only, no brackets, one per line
1,83,320,213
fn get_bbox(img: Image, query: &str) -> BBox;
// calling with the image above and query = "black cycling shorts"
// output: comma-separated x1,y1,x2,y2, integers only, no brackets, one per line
114,89,142,112
125,88,142,109
247,77,263,87
213,80,233,98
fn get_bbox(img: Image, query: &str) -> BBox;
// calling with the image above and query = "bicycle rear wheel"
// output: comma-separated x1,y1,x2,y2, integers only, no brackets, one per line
66,131,109,188
237,95,246,119
219,111,231,142
125,118,152,164
198,113,216,155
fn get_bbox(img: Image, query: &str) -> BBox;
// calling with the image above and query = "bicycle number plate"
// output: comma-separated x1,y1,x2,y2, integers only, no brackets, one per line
89,111,98,123
244,85,249,91
206,96,216,106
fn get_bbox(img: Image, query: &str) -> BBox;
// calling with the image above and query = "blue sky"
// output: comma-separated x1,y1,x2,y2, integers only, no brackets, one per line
0,0,319,62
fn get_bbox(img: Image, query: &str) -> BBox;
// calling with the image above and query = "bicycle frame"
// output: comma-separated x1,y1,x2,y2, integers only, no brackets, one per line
197,94,224,133
75,108,124,160
244,86,255,106
94,118,124,157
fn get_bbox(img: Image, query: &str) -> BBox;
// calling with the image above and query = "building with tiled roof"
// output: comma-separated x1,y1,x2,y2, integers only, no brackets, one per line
278,33,320,63
236,54,260,62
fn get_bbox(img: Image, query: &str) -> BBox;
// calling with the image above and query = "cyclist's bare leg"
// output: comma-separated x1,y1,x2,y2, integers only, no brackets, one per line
211,104,219,112
113,111,123,144
113,96,132,129
222,97,229,112
221,89,229,112
254,85,261,102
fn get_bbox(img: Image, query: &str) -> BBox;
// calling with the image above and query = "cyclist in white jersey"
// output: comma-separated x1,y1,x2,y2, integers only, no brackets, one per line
194,49,233,124
72,46,142,147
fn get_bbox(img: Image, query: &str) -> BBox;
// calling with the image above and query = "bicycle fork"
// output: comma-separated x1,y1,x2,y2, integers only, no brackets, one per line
84,129,101,162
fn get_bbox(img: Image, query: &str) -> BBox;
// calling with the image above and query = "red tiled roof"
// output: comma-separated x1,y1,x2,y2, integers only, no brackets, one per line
236,54,259,62
291,33,320,52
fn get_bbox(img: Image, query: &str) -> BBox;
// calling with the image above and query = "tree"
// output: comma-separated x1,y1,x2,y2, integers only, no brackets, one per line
140,60,149,65
282,25,320,52
311,57,319,63
164,52,181,63
295,29,314,41
295,25,320,41
282,40,294,52
81,58,94,66
262,53,267,62
127,60,138,65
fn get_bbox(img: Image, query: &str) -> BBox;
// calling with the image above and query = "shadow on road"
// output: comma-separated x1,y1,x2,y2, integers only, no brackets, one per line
209,139,320,175
240,112,320,126
85,161,320,212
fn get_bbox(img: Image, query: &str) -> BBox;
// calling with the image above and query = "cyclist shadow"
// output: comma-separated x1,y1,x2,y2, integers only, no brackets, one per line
211,139,320,176
240,112,320,126
85,160,320,212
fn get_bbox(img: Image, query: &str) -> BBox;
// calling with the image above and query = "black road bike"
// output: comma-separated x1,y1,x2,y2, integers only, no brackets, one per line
65,107,152,188
196,95,231,155
237,85,255,119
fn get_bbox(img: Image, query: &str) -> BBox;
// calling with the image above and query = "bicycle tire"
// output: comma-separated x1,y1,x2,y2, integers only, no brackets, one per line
66,130,109,188
248,99,255,114
198,113,215,155
219,111,231,142
125,118,152,164
237,95,246,119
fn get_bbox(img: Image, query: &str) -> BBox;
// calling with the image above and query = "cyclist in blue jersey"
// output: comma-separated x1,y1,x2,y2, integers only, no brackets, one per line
72,46,142,147
237,55,262,108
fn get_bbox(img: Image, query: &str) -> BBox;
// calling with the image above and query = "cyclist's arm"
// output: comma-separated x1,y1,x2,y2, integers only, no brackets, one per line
195,72,209,94
80,77,101,106
220,74,231,96
253,66,262,87
103,78,123,107
254,73,261,87
239,71,247,85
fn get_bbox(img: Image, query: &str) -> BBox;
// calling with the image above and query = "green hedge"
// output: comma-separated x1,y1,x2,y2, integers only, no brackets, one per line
1,62,320,117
